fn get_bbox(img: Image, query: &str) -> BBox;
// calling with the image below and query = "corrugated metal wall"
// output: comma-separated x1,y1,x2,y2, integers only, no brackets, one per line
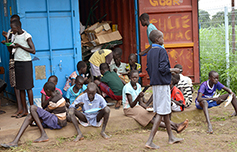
79,0,136,63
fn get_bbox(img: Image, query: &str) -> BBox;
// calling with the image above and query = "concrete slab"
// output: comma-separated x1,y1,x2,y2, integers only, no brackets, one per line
0,97,203,144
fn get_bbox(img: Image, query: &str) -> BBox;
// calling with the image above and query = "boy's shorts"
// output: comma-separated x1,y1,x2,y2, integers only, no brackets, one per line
195,99,220,109
99,82,122,100
90,63,101,77
37,107,62,129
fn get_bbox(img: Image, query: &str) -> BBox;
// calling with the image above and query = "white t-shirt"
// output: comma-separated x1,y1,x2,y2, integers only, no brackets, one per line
14,31,32,61
180,74,193,87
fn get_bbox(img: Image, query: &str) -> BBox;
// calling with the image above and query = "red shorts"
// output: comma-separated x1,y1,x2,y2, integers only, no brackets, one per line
99,82,122,100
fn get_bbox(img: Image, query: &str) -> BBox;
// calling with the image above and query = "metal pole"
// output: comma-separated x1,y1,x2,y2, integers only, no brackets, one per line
232,0,235,53
225,6,230,87
134,0,140,64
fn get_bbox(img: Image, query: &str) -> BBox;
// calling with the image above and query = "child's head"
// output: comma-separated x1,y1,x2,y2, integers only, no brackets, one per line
10,20,21,34
129,70,139,84
48,75,58,86
174,64,183,74
139,13,149,27
77,61,87,74
87,82,97,101
149,30,164,45
43,82,55,97
208,71,219,84
128,53,137,66
113,47,122,65
10,14,20,23
99,63,109,75
74,75,84,90
171,74,180,86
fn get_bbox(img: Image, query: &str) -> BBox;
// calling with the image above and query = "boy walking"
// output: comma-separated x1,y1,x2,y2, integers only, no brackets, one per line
145,30,183,149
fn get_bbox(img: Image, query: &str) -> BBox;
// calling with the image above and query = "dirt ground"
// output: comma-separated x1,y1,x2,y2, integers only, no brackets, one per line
1,90,237,152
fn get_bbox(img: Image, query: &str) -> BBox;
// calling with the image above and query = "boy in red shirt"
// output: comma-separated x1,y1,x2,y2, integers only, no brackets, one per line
170,74,185,112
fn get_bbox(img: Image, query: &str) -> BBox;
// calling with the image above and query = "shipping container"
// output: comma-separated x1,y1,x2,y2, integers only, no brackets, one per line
139,0,199,86
0,0,199,100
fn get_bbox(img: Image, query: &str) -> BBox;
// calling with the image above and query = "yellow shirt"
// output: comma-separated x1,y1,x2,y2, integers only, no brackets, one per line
89,49,112,67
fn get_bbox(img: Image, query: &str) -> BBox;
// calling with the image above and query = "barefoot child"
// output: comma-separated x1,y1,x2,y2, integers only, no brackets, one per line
11,20,35,118
94,63,124,109
110,47,129,83
145,30,183,149
68,82,110,141
63,61,88,92
1,15,22,116
41,75,62,109
195,70,237,134
65,76,87,105
123,70,188,131
1,82,67,148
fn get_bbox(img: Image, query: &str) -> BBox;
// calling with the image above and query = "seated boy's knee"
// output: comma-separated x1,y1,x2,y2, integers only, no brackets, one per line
68,108,75,116
104,106,110,113
30,105,38,112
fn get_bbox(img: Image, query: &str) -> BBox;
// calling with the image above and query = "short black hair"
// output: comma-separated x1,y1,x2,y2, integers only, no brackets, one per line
77,61,87,71
113,47,122,56
48,75,58,83
171,74,180,85
129,53,136,60
209,71,218,77
149,30,163,43
11,20,21,28
100,63,109,71
11,14,20,21
129,70,139,78
43,81,55,91
174,64,182,69
76,75,84,83
139,13,149,20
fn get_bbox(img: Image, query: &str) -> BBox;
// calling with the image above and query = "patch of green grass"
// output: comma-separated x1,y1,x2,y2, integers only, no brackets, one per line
211,116,226,121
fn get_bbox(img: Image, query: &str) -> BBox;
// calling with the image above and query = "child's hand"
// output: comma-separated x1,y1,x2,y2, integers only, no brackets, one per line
113,68,118,73
138,92,144,98
12,43,20,48
75,102,84,108
215,97,224,103
1,40,6,44
2,31,7,38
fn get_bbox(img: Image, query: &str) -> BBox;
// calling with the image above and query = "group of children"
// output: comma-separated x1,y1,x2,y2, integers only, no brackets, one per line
1,13,237,150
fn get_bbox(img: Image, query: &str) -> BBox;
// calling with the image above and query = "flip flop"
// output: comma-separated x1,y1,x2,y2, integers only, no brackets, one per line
11,113,19,117
0,110,6,115
33,138,49,143
16,113,28,118
1,143,18,148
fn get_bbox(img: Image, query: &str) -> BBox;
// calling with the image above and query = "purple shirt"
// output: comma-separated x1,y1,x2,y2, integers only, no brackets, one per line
197,80,224,98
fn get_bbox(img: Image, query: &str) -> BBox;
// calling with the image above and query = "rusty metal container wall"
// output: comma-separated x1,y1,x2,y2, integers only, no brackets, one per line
139,0,199,86
79,0,137,63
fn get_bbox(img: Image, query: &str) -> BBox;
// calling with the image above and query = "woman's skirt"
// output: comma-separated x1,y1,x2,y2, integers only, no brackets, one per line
15,61,34,90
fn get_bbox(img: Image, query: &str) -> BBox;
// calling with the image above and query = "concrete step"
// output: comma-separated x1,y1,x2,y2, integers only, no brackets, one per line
0,102,203,144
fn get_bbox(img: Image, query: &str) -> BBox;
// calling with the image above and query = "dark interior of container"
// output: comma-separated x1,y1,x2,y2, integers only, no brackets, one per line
79,0,137,63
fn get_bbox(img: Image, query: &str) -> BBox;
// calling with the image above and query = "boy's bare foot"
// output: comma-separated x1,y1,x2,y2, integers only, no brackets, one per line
101,132,111,139
11,110,23,117
33,135,49,143
145,142,160,149
168,137,183,144
1,142,18,148
231,112,237,117
177,119,188,133
74,134,84,142
207,127,213,134
115,100,122,109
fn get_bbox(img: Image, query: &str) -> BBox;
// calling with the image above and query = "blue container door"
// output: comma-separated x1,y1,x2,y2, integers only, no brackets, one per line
16,0,81,98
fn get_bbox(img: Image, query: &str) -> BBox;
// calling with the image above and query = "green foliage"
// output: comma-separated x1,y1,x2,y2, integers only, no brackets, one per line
200,25,237,93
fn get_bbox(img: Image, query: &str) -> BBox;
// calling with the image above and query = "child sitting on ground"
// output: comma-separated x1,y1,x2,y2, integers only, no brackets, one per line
63,61,88,93
41,75,62,109
126,53,141,75
68,82,110,141
195,70,237,134
122,70,188,132
1,82,67,148
174,64,193,107
65,76,87,105
170,74,185,112
94,63,124,109
110,47,129,83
